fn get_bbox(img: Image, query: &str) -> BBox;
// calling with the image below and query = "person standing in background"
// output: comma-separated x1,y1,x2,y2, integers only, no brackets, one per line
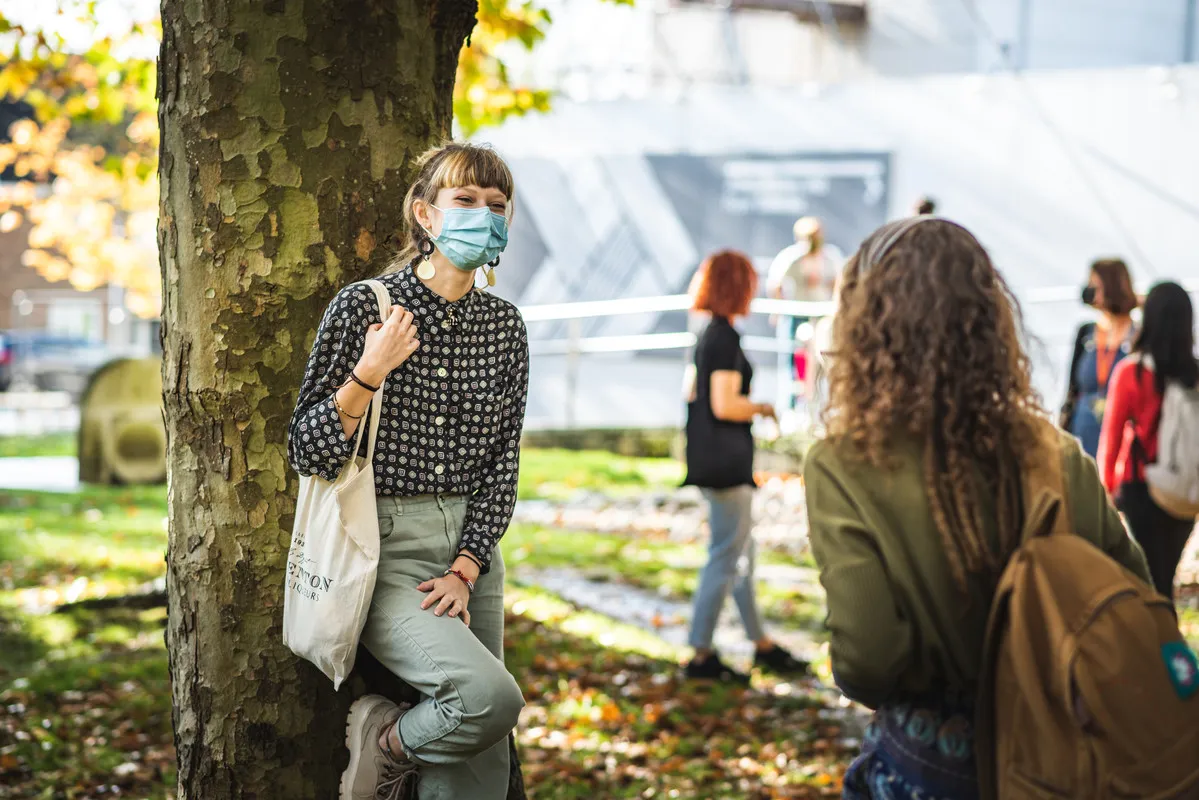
803,272,841,434
913,196,936,216
766,217,844,413
1098,282,1199,604
682,250,811,684
767,216,844,310
1061,258,1139,459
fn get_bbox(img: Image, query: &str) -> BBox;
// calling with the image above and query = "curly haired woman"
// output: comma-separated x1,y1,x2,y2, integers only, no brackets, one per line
803,217,1150,799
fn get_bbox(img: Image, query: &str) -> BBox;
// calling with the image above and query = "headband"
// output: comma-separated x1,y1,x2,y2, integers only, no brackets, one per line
856,215,946,276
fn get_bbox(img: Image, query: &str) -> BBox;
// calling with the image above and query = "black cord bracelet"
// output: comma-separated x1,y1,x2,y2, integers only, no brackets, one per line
457,551,484,571
349,370,380,393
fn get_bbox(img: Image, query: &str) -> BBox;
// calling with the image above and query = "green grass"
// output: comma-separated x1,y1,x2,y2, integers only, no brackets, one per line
0,431,76,458
514,449,824,632
5,447,1193,797
0,487,168,608
0,434,686,495
504,523,828,633
1181,604,1199,645
518,448,685,500
0,434,684,499
0,437,679,498
0,479,848,799
0,486,174,797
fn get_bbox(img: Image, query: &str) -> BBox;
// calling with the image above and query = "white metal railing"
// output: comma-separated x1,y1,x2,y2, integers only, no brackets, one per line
524,280,1199,357
1022,279,1199,305
525,296,830,351
520,280,1199,427
521,294,833,322
525,295,834,427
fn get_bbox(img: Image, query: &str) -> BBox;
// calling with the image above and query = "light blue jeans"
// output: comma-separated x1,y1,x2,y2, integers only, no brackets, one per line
360,494,523,800
689,485,767,649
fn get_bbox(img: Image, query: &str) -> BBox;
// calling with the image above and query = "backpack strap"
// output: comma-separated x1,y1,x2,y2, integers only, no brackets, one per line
1019,423,1071,541
1126,355,1160,477
978,424,1072,800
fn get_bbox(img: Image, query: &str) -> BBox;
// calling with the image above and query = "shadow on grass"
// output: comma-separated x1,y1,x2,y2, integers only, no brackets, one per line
501,586,852,800
505,524,829,635
0,588,852,800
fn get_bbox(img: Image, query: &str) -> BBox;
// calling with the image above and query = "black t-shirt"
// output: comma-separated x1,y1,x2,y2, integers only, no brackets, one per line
683,317,755,489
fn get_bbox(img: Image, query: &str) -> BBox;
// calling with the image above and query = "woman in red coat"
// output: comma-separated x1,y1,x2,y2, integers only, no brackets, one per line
1098,281,1199,603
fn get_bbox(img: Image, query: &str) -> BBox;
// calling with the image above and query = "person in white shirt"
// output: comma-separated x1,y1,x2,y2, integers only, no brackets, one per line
766,217,844,306
766,217,843,415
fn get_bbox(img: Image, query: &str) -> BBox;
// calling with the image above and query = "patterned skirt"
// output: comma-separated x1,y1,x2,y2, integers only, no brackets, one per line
842,691,979,800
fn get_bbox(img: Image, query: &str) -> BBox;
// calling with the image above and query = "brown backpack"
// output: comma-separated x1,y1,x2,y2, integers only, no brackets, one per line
976,433,1199,800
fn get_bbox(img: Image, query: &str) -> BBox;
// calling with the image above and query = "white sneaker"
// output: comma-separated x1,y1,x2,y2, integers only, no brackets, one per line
340,695,417,800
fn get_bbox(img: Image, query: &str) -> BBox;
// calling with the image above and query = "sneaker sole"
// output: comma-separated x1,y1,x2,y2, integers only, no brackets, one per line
340,695,393,800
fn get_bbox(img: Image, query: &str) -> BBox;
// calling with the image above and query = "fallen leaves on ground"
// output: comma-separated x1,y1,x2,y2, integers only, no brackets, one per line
0,596,854,800
0,482,857,799
0,608,175,799
506,594,856,799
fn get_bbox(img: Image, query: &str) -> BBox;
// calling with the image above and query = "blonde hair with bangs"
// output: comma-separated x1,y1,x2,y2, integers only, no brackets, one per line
381,142,516,275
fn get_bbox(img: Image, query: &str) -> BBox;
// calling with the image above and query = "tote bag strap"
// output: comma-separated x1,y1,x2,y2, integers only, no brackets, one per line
344,279,391,467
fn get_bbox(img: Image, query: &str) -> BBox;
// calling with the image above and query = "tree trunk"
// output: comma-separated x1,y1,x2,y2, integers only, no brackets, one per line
156,2,517,797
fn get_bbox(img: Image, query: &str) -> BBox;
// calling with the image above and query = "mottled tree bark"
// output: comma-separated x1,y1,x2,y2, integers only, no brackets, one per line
156,2,522,798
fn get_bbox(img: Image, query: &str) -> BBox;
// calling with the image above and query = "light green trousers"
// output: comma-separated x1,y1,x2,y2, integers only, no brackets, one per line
360,494,523,800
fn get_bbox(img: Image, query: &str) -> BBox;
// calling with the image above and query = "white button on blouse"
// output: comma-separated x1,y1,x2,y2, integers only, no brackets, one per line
287,267,530,573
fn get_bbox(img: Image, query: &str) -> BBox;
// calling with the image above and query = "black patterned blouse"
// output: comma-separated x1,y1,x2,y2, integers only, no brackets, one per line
287,266,530,572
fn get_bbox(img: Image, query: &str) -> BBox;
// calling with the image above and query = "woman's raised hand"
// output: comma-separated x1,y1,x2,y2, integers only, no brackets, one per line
358,306,420,385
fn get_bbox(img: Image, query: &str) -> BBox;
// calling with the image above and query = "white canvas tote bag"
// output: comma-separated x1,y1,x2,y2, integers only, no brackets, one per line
283,279,391,689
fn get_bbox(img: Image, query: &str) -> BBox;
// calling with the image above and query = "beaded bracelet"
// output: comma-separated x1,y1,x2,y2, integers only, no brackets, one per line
443,568,475,594
332,391,364,420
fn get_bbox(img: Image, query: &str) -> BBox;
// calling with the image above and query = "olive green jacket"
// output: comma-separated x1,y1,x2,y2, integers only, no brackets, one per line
803,428,1151,710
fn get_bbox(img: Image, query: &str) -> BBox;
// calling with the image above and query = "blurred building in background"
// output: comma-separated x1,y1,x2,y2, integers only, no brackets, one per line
0,100,159,397
3,2,1197,433
505,0,1196,87
481,0,1199,429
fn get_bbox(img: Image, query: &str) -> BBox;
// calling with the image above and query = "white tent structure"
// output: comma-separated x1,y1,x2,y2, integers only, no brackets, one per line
483,67,1199,430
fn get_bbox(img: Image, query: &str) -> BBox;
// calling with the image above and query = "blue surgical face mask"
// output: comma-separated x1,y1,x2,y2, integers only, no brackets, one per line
423,204,509,272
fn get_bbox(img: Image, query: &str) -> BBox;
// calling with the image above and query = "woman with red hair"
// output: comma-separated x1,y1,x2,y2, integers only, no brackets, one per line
682,250,810,683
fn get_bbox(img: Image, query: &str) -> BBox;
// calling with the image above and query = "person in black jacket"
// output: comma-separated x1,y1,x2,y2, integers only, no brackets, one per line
1060,258,1138,458
681,250,809,683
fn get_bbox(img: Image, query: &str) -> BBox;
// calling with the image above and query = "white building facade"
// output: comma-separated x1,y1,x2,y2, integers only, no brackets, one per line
479,0,1199,429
